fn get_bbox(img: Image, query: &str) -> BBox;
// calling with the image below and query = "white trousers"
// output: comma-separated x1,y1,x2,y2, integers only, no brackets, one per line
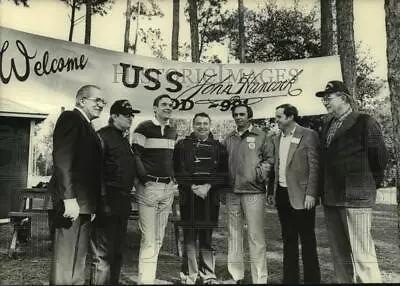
324,206,382,283
226,192,268,284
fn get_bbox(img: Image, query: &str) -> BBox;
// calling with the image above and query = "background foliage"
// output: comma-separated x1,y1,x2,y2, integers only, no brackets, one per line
29,0,395,186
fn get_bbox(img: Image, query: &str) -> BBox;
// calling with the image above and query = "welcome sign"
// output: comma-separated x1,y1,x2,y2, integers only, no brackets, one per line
0,26,341,119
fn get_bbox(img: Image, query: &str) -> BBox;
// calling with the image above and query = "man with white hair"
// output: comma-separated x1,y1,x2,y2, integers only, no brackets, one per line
49,85,106,285
316,80,388,283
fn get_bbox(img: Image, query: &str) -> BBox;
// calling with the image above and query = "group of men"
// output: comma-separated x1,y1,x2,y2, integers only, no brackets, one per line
48,80,388,285
48,85,140,285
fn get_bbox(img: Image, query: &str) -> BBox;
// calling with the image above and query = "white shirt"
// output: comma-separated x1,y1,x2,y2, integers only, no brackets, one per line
278,126,296,187
152,117,170,136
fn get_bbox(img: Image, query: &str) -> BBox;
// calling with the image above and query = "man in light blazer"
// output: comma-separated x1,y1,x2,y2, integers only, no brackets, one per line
267,103,321,284
48,85,106,285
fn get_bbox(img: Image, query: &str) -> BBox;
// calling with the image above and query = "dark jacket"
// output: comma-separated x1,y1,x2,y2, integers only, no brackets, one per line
173,132,228,228
223,126,274,194
49,109,102,214
320,111,388,207
98,125,137,216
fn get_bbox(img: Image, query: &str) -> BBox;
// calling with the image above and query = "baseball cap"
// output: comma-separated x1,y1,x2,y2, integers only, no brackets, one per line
315,80,350,97
110,100,140,116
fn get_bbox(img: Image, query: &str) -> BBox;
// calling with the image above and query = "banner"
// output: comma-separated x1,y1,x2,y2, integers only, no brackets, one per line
0,26,342,120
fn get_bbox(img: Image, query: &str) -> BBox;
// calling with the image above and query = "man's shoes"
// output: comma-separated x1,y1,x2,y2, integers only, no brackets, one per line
236,279,245,284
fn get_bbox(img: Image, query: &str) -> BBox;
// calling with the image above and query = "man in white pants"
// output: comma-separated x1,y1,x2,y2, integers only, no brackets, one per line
132,94,177,284
316,81,388,283
223,104,274,284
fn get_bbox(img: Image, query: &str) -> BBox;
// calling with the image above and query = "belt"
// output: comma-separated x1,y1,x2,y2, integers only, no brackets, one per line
146,174,171,184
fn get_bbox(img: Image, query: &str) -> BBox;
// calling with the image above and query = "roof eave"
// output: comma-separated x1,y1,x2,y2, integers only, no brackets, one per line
0,111,48,120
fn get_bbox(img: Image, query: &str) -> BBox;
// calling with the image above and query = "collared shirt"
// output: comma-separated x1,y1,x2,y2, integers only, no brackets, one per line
132,119,177,178
278,126,296,187
236,124,253,137
75,107,91,124
326,107,352,146
196,136,209,143
152,117,170,136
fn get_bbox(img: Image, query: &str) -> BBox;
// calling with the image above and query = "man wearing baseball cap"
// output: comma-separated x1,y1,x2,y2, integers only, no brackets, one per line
316,81,388,283
90,99,140,285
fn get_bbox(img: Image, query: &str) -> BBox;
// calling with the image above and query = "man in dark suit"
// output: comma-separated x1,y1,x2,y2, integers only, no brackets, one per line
49,85,106,285
267,104,321,284
316,80,388,283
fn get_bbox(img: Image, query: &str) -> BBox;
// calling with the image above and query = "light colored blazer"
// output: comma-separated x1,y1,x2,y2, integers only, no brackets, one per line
271,124,320,209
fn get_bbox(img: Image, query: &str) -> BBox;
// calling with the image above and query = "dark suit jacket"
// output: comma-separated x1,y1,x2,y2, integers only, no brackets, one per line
269,124,320,209
49,108,102,214
320,111,388,207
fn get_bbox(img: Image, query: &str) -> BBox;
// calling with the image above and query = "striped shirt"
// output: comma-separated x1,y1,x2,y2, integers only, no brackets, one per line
132,119,177,178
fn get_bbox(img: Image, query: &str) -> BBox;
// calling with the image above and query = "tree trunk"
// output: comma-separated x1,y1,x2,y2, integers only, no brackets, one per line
238,0,245,63
124,0,132,52
84,0,92,45
68,0,77,41
384,0,400,245
32,144,36,176
171,0,180,60
320,0,334,56
336,0,356,98
188,0,200,62
132,0,140,54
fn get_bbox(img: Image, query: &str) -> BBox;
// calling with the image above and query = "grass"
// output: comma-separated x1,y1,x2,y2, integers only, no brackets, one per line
0,203,399,284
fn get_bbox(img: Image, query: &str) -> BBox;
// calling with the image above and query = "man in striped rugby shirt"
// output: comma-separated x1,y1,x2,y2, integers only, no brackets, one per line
132,94,178,284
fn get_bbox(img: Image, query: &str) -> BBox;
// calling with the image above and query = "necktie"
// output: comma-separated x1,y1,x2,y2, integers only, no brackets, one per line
326,118,339,146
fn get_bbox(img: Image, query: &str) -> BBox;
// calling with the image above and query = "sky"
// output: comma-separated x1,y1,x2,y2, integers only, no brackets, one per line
0,0,389,124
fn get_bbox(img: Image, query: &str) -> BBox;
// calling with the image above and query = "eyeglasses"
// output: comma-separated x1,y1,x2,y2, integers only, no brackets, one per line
321,96,336,103
86,97,107,106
